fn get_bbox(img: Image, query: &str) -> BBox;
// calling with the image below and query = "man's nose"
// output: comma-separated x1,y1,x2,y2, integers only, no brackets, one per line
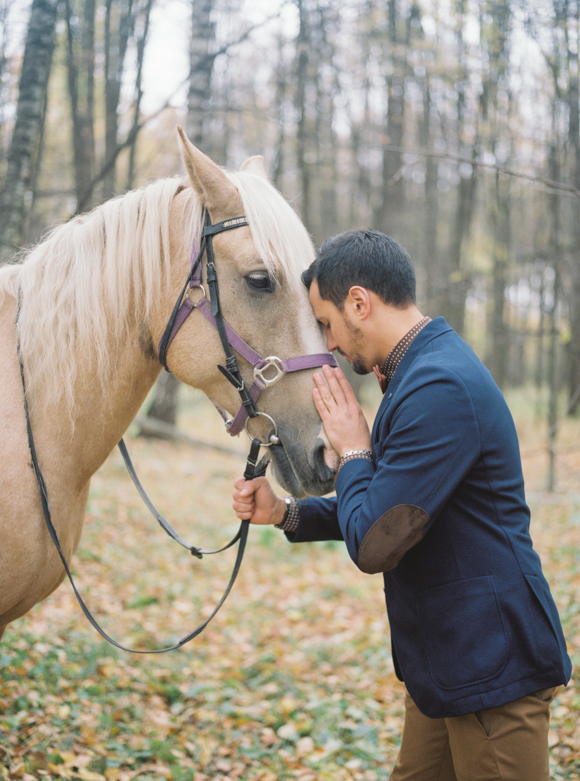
326,332,338,352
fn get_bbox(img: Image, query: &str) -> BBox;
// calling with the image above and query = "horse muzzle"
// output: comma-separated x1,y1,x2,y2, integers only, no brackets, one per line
268,426,336,498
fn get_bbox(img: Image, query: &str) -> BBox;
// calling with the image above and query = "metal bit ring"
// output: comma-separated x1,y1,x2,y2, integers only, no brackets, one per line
244,412,280,447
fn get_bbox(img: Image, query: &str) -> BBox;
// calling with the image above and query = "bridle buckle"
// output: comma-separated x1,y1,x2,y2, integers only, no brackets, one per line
254,356,284,387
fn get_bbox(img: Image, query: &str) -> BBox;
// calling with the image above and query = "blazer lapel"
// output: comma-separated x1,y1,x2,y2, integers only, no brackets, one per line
371,317,453,447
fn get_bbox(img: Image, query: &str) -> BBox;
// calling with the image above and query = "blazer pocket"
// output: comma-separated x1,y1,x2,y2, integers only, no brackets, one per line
523,573,566,659
416,575,509,691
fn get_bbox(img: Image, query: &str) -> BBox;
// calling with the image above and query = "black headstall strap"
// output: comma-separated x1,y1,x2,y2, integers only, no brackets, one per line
157,226,207,371
158,210,258,424
16,289,268,654
202,212,258,419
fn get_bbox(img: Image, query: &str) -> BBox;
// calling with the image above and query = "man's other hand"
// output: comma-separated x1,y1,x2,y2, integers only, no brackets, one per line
313,365,372,457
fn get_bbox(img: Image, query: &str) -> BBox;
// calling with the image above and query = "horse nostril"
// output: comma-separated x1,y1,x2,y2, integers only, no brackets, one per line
313,439,337,481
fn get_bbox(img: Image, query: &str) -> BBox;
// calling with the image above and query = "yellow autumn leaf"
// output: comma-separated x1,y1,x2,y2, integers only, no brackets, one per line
48,764,70,778
75,770,107,781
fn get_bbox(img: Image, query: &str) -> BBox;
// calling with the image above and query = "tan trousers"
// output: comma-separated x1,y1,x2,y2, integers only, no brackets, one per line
391,687,556,781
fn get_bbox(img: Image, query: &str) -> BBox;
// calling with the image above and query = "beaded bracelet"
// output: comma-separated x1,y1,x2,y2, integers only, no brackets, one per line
275,451,373,532
275,496,300,532
337,449,374,474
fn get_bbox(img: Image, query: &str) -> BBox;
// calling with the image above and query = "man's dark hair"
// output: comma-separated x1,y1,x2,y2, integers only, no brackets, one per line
301,229,416,309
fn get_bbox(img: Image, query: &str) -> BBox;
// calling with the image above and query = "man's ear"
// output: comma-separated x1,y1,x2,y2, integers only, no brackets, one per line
348,286,372,319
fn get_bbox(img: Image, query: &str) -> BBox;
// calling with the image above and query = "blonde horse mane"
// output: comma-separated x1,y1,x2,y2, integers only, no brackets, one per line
0,170,315,414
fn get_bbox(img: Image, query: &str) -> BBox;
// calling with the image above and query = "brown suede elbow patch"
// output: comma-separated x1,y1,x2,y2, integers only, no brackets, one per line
358,504,429,574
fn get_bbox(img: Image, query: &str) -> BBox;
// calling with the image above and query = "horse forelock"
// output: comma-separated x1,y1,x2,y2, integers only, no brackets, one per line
226,171,316,294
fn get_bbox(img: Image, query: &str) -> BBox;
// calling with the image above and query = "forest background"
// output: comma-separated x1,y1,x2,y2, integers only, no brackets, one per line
2,1,580,780
2,0,580,486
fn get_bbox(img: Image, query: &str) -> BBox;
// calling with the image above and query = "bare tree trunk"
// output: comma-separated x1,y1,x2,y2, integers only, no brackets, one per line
146,0,216,432
0,2,8,101
0,0,16,155
547,145,561,492
65,0,97,213
126,0,154,189
486,170,511,389
187,0,214,146
273,37,287,191
419,73,439,310
216,66,231,164
295,0,313,233
145,371,181,428
103,0,136,201
352,100,372,227
444,159,477,336
373,0,406,234
567,261,580,414
534,259,546,418
482,0,511,387
315,4,339,239
566,8,580,415
0,0,58,262
23,89,48,243
443,4,477,335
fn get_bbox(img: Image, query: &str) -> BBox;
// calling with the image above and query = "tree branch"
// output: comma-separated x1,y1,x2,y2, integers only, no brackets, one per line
72,6,288,215
382,145,580,199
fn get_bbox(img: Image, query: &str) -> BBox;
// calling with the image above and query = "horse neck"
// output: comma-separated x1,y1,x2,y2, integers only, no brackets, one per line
45,320,162,491
58,190,197,488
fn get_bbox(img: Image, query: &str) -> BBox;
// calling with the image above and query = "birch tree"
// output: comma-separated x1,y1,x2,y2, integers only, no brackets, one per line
146,0,216,428
65,0,97,213
0,0,58,262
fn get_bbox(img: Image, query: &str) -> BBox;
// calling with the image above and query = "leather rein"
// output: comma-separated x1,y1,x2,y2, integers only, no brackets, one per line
17,209,337,654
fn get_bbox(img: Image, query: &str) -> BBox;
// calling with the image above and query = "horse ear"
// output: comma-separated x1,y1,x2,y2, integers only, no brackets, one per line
240,155,269,180
177,126,242,216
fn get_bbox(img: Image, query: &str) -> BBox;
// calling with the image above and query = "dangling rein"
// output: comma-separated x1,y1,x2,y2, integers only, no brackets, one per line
15,211,336,653
16,294,265,653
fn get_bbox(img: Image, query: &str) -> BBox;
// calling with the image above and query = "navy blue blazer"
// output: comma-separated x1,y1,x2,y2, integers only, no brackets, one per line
291,317,571,718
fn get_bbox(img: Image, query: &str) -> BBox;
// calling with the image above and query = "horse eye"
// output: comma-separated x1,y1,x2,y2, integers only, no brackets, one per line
246,272,274,293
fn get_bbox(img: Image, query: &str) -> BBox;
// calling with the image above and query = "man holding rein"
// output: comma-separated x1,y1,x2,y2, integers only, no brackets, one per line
232,229,570,780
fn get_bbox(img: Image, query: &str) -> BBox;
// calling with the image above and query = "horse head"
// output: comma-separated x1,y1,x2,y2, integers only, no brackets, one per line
152,129,338,498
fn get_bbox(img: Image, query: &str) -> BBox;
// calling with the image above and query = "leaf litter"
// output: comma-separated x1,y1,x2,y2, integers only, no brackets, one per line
1,391,580,780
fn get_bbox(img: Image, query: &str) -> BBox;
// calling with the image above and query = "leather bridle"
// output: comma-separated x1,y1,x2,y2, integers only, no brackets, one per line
157,211,337,443
17,209,337,654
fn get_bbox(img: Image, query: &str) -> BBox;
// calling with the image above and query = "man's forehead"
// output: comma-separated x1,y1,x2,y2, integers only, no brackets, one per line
308,280,331,318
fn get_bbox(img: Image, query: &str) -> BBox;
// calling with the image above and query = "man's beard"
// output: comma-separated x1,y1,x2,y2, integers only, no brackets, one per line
337,317,371,375
337,347,370,375
352,355,370,375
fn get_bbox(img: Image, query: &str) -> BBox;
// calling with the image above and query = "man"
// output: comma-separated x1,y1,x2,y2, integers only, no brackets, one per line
232,230,571,780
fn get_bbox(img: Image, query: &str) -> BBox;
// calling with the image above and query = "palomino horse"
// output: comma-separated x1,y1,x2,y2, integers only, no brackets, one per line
0,128,336,641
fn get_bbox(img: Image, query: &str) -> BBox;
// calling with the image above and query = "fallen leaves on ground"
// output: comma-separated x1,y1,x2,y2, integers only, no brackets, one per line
1,390,580,780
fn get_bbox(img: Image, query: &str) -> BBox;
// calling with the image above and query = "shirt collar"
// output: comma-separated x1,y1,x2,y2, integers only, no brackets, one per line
373,316,432,393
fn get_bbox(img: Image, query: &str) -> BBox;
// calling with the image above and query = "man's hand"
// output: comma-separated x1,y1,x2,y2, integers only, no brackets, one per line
232,476,286,525
313,365,371,457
